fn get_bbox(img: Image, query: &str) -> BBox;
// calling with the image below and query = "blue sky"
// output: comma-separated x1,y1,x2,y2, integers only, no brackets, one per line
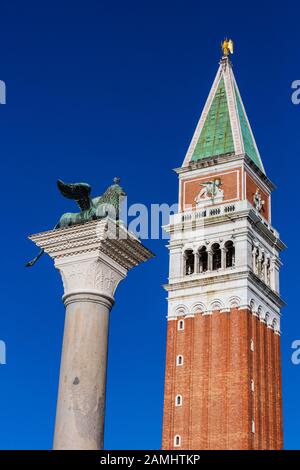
0,0,299,450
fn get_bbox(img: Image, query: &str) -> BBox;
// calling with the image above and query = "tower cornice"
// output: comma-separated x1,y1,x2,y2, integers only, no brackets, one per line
174,153,276,191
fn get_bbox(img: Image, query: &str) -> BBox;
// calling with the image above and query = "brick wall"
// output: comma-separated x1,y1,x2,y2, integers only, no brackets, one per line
162,309,283,450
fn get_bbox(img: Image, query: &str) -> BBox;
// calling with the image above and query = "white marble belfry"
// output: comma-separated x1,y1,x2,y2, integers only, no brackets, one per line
29,218,153,450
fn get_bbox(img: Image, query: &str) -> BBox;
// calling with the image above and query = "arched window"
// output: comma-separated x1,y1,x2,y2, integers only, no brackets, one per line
198,246,208,273
176,355,183,366
212,243,221,270
178,320,184,331
174,435,181,447
175,395,182,406
225,240,235,268
184,250,194,275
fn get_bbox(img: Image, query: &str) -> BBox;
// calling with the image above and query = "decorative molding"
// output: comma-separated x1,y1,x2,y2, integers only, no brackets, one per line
164,264,284,310
29,218,154,305
209,299,224,311
29,218,154,270
167,304,280,333
191,302,206,315
58,256,125,300
229,296,241,308
176,152,275,192
167,287,281,331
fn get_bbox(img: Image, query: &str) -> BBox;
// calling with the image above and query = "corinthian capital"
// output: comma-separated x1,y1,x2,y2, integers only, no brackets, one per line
56,253,126,302
29,218,154,305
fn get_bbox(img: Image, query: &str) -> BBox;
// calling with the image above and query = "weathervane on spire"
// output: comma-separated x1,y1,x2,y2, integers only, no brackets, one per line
221,38,234,56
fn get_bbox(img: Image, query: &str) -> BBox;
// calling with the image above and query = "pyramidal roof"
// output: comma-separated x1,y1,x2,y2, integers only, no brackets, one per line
182,56,265,173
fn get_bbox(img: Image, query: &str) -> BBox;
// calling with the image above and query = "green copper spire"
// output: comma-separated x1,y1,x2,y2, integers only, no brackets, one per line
183,56,265,173
191,78,234,160
234,85,262,171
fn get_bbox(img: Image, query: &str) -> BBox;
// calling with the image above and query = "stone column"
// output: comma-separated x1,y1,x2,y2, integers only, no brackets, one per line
252,246,258,274
263,257,268,284
257,250,263,278
52,252,125,450
221,247,227,269
208,249,213,271
29,219,153,450
193,249,199,274
271,256,281,294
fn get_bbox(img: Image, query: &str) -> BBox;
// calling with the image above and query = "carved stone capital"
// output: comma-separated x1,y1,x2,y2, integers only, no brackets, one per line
55,252,126,306
29,218,154,307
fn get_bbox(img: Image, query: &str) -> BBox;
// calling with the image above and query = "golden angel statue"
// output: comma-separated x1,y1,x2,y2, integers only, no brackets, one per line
221,38,234,56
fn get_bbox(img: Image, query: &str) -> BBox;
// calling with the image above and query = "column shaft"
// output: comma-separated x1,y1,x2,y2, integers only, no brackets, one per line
53,293,112,450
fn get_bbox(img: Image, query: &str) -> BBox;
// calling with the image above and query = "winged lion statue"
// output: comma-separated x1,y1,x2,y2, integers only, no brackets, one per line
26,177,126,267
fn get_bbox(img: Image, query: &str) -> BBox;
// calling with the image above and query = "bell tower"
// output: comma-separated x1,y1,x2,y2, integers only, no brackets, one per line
162,44,285,450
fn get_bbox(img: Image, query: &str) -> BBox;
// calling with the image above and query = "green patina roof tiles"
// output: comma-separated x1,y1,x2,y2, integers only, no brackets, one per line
191,78,234,161
234,85,263,171
190,71,264,174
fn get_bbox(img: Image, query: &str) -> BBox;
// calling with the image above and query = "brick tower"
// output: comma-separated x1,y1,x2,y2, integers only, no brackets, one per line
162,45,285,450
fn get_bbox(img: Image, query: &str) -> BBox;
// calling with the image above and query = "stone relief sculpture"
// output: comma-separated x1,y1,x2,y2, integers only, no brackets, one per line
194,178,224,206
26,177,126,267
253,188,265,213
